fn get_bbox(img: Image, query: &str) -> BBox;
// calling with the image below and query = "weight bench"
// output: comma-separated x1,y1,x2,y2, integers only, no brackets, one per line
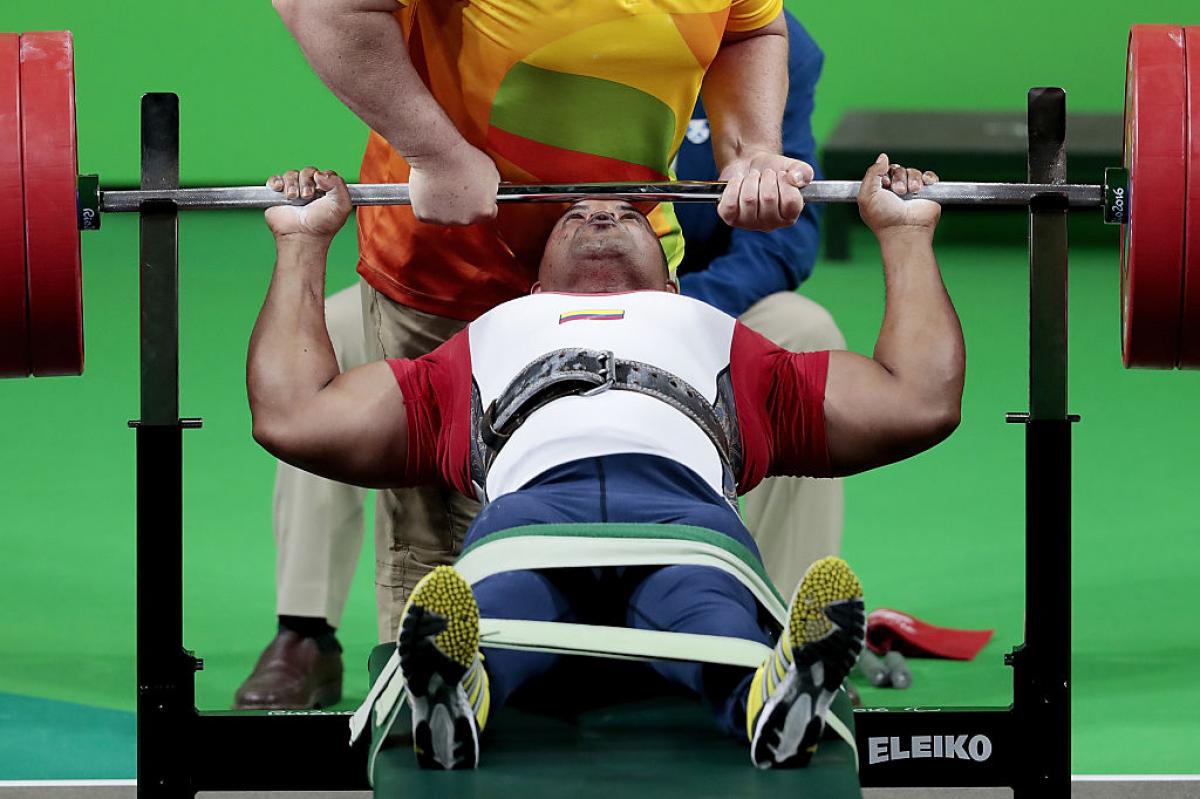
131,88,1072,797
349,522,860,791
364,643,862,799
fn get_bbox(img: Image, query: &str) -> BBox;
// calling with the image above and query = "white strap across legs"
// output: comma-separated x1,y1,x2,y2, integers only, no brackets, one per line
349,533,858,778
455,531,788,624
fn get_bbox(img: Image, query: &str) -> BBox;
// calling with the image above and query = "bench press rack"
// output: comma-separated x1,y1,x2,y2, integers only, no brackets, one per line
133,88,1072,797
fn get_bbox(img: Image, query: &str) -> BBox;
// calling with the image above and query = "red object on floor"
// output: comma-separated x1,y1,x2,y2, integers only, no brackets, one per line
866,608,993,661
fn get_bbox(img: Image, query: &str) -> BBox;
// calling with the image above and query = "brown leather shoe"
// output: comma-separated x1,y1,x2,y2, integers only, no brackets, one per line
233,629,343,709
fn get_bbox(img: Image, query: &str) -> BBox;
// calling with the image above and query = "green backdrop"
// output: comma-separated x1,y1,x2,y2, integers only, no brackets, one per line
2,0,1199,781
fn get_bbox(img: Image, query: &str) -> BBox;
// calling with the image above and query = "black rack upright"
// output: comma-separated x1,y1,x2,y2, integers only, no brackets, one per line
133,89,1071,797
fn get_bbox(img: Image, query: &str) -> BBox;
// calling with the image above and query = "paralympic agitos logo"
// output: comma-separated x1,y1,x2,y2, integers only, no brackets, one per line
867,735,993,765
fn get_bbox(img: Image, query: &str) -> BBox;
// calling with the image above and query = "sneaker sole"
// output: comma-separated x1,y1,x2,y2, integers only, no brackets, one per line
398,566,481,770
751,558,866,769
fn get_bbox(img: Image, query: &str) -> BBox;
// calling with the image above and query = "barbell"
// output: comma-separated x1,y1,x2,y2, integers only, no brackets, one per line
2,25,1198,378
91,180,1110,211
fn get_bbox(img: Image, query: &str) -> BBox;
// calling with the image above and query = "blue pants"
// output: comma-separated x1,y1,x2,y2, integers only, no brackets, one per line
465,455,773,738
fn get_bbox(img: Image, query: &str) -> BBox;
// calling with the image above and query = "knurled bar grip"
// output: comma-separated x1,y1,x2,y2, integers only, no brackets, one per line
96,180,1106,212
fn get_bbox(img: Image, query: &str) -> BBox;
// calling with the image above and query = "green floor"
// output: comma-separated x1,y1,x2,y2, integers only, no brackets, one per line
1,212,1198,777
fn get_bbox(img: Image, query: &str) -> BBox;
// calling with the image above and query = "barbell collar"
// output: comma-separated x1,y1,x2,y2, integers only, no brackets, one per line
96,179,1105,213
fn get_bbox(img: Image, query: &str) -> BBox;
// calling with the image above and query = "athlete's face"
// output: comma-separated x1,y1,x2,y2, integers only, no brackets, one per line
535,200,675,294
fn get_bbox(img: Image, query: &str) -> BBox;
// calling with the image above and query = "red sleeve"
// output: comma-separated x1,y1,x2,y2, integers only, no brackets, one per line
730,321,832,492
386,329,474,497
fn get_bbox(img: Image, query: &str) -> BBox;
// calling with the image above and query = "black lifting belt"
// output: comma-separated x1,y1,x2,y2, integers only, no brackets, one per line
480,348,739,497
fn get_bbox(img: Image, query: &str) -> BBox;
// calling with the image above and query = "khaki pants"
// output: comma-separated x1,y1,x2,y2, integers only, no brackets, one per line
738,292,846,597
360,282,481,642
271,285,844,641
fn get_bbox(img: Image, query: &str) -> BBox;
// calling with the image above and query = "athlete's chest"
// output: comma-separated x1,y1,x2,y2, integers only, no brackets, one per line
467,293,737,404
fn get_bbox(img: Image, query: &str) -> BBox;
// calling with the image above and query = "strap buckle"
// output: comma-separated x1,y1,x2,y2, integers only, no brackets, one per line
580,351,616,397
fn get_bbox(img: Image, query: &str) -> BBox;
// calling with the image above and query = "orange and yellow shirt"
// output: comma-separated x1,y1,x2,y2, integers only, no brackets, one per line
358,0,782,320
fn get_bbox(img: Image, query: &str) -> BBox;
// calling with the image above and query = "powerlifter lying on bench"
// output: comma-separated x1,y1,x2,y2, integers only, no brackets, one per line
246,155,962,772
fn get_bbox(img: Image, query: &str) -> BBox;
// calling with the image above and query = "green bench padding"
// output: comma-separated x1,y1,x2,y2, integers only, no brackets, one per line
366,644,862,799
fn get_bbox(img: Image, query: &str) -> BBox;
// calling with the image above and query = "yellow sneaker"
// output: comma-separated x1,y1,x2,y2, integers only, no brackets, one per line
746,556,865,769
397,565,491,770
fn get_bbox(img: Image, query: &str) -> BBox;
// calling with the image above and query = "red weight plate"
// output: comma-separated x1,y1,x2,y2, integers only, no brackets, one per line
0,34,29,377
20,30,83,377
1121,25,1188,369
1179,26,1200,368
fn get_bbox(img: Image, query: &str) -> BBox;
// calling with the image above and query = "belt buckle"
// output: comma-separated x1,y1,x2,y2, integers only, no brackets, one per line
580,351,616,397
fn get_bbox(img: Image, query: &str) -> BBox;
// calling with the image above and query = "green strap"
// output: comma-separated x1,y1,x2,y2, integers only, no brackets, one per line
350,620,774,749
351,526,859,777
348,648,399,744
460,523,782,602
456,528,787,625
827,713,858,771
368,678,407,785
481,619,773,666
346,647,406,786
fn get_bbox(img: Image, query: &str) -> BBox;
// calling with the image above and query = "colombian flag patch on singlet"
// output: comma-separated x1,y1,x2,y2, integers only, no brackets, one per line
559,309,626,324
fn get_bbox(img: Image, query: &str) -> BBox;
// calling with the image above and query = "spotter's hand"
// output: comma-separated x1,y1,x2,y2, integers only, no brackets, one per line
265,167,353,242
717,152,814,231
407,140,500,226
857,154,941,234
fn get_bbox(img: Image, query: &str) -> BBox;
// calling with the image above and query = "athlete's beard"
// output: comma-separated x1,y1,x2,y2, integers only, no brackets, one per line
569,220,634,258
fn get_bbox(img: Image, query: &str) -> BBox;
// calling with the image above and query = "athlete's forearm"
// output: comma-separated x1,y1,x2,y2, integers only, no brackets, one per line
247,237,339,436
872,229,965,417
702,16,788,169
272,0,465,165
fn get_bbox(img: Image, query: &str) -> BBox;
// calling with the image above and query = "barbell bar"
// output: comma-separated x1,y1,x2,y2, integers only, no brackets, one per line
90,179,1112,214
2,25,1198,379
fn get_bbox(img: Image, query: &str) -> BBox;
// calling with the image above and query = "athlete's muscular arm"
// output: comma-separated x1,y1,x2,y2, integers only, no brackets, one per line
247,168,410,488
271,0,499,225
703,11,815,232
822,155,965,475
